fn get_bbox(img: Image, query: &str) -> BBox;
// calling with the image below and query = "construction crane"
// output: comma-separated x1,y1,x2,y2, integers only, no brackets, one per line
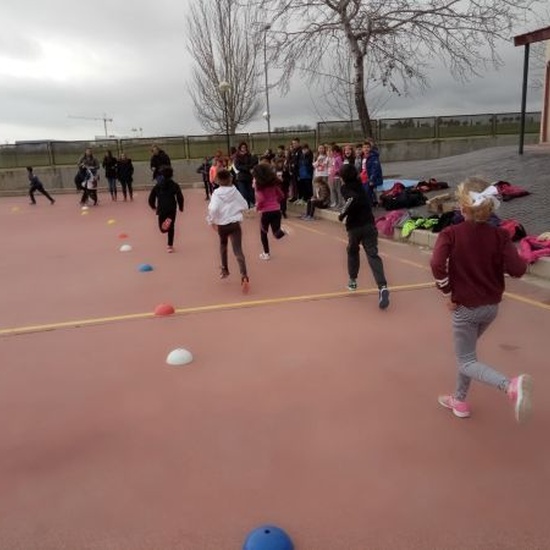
68,113,113,137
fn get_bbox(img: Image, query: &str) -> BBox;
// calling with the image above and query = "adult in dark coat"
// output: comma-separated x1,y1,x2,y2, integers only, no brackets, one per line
102,150,118,200
233,141,256,208
117,153,135,201
150,145,171,182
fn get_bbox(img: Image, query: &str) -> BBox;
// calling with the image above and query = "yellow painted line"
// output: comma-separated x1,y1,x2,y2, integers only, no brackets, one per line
0,282,434,337
504,291,550,311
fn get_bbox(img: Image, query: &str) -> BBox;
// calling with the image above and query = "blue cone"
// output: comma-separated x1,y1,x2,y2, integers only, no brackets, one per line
243,525,294,550
138,263,154,272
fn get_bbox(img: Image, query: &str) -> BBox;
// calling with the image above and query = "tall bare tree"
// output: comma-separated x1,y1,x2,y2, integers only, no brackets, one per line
186,0,262,134
252,0,544,137
307,43,391,124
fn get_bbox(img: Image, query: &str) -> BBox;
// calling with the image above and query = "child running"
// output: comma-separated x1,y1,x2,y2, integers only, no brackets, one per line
27,167,55,205
148,165,184,253
430,177,532,423
338,164,389,309
206,168,250,293
252,163,287,260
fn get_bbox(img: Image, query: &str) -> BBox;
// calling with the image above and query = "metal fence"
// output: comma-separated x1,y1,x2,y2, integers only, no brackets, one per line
317,112,542,142
1,111,540,169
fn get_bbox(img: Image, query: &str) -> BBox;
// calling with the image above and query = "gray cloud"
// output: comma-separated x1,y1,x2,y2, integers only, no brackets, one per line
0,0,545,143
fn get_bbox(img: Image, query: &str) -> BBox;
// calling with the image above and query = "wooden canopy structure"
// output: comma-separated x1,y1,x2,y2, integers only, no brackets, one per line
514,25,550,154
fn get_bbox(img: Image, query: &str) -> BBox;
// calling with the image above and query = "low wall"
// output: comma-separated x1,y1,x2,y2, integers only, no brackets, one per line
0,134,538,195
0,160,203,196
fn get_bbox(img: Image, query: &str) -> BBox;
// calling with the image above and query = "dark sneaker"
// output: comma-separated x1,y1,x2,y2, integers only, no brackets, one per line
347,279,357,291
379,287,390,309
220,267,229,279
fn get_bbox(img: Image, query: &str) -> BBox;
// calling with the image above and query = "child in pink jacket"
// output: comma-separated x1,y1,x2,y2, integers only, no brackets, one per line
253,163,288,260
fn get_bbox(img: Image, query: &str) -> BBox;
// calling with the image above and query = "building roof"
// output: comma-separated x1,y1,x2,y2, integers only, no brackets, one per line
514,26,550,46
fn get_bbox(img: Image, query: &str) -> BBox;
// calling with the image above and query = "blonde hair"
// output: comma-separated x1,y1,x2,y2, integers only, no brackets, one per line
456,176,495,223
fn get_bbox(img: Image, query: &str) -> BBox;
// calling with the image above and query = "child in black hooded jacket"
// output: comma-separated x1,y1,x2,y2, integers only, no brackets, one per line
148,165,184,253
339,163,389,309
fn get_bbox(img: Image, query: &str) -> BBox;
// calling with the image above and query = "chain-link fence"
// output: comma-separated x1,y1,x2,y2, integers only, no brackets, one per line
1,111,541,169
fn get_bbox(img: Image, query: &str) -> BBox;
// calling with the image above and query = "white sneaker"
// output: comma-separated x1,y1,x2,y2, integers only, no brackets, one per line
259,252,270,260
281,224,292,236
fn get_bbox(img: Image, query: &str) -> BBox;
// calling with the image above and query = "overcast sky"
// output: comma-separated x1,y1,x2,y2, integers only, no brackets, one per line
0,0,546,143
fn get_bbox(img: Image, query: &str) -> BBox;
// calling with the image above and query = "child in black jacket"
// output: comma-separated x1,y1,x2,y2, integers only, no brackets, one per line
27,167,55,205
339,164,389,309
148,166,184,253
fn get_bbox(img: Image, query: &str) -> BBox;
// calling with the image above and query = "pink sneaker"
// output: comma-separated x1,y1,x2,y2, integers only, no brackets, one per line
507,375,533,423
161,218,172,231
438,395,471,418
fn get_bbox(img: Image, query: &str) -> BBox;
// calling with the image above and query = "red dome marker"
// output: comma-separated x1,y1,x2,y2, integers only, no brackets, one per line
118,233,129,239
154,303,175,316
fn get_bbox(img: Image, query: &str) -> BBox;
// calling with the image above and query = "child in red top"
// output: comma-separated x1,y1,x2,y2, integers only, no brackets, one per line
253,163,288,260
430,177,532,423
209,154,226,192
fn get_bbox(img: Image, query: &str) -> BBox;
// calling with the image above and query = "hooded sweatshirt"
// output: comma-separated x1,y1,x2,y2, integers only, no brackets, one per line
148,177,184,214
339,181,374,230
207,185,248,225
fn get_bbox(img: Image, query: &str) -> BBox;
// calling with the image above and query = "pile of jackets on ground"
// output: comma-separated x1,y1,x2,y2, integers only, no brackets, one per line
375,177,550,262
379,178,450,211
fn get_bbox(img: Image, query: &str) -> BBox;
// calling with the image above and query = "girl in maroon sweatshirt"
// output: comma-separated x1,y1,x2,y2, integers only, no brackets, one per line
430,177,532,423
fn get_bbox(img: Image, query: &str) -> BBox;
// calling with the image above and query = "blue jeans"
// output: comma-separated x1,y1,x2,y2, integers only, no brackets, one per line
107,177,117,196
236,180,255,208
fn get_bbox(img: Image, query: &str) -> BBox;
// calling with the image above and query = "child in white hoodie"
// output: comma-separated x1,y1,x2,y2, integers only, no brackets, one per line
207,168,250,293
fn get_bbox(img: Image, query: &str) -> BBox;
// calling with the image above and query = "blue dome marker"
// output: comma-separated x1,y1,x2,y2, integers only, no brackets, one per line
138,263,154,272
243,525,294,550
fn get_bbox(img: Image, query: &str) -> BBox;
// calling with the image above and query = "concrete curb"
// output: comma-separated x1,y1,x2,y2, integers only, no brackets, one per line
288,203,550,282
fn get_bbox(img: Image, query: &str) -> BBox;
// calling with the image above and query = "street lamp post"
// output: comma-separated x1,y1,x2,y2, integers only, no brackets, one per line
218,80,231,156
262,24,272,149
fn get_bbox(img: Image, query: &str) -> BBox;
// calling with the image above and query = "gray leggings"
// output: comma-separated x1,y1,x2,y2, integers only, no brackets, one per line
218,222,248,277
453,304,509,401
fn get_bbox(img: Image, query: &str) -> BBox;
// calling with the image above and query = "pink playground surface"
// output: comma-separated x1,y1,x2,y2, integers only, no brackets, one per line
1,189,549,550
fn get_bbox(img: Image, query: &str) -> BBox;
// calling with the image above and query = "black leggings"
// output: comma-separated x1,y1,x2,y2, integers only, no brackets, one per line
80,188,97,205
306,199,327,218
119,180,133,200
158,211,176,246
347,223,387,288
218,222,247,277
29,184,54,203
260,210,285,254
